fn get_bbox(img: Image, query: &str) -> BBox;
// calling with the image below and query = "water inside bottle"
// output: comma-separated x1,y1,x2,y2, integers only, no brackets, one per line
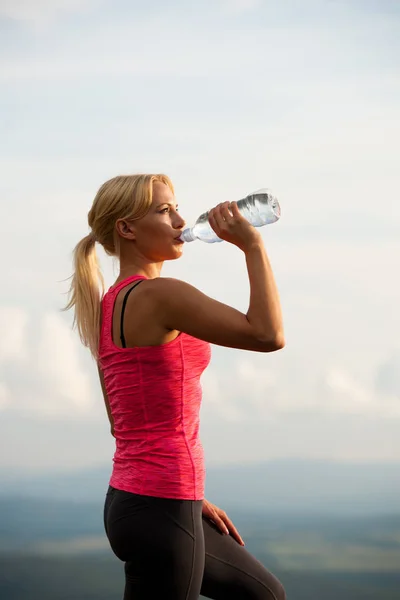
239,190,280,227
179,188,280,242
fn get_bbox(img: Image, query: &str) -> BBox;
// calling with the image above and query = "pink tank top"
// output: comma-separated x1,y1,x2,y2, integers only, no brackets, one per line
98,275,211,500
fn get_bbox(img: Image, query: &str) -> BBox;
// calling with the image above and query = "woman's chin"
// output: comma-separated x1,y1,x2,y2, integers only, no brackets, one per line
165,245,184,260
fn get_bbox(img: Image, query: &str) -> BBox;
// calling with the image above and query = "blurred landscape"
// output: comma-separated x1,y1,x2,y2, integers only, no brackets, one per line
1,460,399,599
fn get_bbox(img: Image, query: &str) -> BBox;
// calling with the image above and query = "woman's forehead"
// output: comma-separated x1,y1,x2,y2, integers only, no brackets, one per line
153,182,175,203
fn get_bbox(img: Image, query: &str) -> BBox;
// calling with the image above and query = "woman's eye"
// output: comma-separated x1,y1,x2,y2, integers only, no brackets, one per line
160,207,178,213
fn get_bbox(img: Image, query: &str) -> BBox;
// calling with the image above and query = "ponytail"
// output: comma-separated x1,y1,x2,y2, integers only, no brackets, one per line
62,232,105,361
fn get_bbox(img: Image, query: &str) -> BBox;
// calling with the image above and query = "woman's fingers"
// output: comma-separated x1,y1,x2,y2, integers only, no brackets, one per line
211,202,233,232
229,200,240,217
208,200,260,251
212,510,245,546
215,515,230,535
208,206,223,233
219,201,234,221
221,513,245,546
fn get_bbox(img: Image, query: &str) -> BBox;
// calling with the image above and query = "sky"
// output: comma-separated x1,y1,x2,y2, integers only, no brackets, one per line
0,0,399,472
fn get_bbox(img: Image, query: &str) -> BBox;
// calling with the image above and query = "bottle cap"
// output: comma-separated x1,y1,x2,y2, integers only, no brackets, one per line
179,228,196,243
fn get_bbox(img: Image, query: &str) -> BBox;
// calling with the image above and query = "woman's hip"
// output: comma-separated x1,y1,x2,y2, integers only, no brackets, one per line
103,485,203,561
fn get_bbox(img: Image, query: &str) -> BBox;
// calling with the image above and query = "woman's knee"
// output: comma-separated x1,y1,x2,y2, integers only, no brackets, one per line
270,578,286,600
235,571,286,600
260,577,286,600
257,573,286,600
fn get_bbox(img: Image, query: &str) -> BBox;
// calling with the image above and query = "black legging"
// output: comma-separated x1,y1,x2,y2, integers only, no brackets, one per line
104,486,286,600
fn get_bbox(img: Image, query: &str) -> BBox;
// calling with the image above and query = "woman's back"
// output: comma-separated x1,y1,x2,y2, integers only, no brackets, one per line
98,275,211,500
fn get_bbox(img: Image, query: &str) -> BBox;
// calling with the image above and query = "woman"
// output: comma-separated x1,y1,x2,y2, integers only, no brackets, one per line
64,173,286,600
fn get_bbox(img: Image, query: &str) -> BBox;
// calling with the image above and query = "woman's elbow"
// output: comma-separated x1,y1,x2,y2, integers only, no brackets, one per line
272,332,285,351
259,332,285,352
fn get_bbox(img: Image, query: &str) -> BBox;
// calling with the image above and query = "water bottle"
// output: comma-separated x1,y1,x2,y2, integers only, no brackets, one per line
179,188,281,243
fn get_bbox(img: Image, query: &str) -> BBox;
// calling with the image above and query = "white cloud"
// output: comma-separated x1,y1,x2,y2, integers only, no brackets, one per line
0,0,98,25
220,0,261,14
375,349,400,399
1,308,397,423
0,307,29,362
0,309,95,419
322,367,400,418
202,369,244,422
0,382,11,410
202,350,400,421
33,313,94,416
2,8,397,84
0,311,398,469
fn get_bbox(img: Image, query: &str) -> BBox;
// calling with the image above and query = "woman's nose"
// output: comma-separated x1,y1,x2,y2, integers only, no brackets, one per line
175,213,186,229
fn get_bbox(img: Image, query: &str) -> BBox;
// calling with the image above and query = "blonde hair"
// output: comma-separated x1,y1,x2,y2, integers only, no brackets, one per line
62,173,174,361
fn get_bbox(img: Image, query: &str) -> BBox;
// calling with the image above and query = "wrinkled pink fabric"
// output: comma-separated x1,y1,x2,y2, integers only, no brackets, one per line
98,275,211,500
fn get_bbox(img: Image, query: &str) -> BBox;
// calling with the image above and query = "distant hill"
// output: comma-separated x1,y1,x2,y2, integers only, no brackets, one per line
1,493,400,562
1,555,400,600
1,469,399,600
1,460,399,514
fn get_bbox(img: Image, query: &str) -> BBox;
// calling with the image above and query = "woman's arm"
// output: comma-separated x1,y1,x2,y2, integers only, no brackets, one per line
142,201,284,352
142,243,284,352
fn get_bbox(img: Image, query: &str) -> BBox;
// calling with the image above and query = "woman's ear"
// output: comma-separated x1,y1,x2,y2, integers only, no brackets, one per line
115,219,136,240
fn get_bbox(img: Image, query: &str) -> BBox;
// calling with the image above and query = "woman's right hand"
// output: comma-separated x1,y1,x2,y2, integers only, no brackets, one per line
208,201,262,252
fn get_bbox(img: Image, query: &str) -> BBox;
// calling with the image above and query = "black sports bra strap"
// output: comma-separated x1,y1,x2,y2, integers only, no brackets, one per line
119,280,145,348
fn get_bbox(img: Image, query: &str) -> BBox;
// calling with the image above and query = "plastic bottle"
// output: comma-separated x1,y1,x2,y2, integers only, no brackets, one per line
179,188,281,243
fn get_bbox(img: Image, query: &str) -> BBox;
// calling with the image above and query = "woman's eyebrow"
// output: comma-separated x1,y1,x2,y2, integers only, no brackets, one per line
156,202,178,208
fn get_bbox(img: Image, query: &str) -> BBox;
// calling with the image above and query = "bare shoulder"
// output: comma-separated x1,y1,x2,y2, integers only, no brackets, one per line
144,276,200,296
112,277,181,348
143,276,283,353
